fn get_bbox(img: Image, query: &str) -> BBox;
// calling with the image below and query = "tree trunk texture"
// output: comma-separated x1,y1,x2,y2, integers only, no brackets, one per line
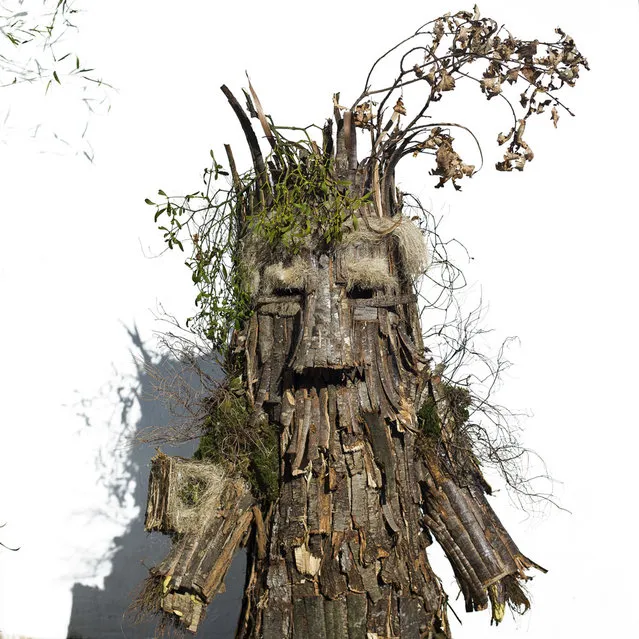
141,102,543,637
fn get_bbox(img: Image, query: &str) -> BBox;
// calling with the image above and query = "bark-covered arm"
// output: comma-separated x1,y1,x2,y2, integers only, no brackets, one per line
140,452,256,633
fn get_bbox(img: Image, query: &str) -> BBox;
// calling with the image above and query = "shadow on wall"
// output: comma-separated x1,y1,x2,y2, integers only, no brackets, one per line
67,327,246,639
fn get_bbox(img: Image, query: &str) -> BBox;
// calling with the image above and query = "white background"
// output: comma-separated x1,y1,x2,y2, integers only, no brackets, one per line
1,1,637,637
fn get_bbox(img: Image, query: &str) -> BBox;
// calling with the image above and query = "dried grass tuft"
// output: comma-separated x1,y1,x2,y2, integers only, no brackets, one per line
392,217,429,278
342,215,429,280
146,452,228,535
172,462,228,534
130,574,191,637
262,256,311,294
242,230,312,295
130,574,163,621
339,226,381,247
343,257,397,291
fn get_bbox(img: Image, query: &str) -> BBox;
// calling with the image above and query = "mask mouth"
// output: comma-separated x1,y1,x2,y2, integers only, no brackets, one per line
346,286,375,299
292,367,354,388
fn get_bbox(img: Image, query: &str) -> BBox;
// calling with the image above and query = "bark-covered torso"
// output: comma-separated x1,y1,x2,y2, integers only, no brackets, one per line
239,220,449,637
141,82,547,638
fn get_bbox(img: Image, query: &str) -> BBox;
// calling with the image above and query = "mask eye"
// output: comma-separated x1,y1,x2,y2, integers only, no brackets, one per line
347,285,374,299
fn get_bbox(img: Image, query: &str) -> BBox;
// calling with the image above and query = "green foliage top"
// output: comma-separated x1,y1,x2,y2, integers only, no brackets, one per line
149,125,369,352
257,147,369,253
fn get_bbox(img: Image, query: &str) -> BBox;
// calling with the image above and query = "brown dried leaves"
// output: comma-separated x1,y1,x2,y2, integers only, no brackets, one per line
434,15,587,177
393,97,407,115
417,127,475,190
480,75,502,99
353,101,374,129
438,69,456,92
496,119,534,172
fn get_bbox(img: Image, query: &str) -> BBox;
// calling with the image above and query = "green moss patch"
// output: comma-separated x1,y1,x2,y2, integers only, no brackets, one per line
417,396,441,440
194,380,280,506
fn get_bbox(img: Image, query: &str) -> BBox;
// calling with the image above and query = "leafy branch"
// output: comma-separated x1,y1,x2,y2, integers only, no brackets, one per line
1,0,111,153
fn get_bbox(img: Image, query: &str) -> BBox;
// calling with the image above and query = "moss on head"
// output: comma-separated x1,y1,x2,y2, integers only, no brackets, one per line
254,151,370,254
247,421,280,505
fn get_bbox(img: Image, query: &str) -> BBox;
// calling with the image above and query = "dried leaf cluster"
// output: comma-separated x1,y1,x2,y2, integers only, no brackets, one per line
416,127,475,190
348,6,589,189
